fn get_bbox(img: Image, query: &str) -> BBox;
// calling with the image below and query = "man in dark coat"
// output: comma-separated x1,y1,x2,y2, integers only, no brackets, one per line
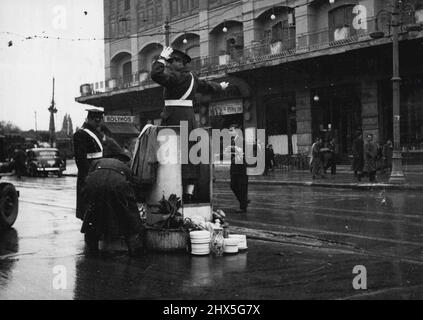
81,137,143,256
264,144,275,176
13,146,27,178
352,133,364,181
151,46,229,202
73,107,105,220
364,133,378,182
310,137,324,179
226,124,249,213
324,138,337,175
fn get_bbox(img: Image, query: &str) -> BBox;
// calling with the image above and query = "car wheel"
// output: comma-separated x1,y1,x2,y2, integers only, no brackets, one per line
0,183,19,229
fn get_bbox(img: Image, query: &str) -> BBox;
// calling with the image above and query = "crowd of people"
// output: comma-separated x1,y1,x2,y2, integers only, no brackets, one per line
309,132,393,182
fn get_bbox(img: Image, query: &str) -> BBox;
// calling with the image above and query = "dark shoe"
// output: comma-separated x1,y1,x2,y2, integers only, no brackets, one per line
235,208,247,213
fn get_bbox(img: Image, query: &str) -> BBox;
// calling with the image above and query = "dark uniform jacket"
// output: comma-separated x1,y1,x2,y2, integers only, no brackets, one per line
230,136,247,176
151,60,222,131
73,122,104,219
81,158,141,238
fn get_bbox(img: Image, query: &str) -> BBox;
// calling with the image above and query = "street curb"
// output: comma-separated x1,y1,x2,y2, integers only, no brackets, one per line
64,173,423,190
215,178,423,191
63,173,77,177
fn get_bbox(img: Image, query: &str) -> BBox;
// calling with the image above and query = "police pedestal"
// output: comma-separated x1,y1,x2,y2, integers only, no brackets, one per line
144,126,214,251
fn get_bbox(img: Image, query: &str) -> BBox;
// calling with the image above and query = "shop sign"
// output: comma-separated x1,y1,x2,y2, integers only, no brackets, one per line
209,99,243,116
104,115,135,123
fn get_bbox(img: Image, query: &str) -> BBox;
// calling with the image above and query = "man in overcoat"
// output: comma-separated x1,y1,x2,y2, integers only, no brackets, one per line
73,107,105,220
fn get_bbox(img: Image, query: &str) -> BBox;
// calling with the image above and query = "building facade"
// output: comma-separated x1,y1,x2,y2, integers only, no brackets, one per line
76,0,423,162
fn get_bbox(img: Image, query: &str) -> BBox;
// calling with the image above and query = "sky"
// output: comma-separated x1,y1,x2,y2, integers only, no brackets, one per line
0,0,105,132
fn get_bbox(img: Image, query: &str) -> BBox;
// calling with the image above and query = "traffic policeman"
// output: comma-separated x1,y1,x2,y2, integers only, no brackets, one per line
73,106,105,220
151,46,229,202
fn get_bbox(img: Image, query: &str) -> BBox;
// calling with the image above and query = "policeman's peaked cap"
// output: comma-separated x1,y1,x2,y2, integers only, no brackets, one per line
169,49,191,64
86,106,104,114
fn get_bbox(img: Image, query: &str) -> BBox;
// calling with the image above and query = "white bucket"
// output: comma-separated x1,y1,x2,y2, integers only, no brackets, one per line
190,230,210,255
228,234,247,250
223,238,239,254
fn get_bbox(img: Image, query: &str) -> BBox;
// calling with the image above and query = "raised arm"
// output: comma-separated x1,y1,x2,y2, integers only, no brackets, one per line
196,75,229,94
150,47,178,87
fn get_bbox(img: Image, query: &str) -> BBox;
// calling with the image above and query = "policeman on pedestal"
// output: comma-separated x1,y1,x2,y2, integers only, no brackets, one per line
151,46,229,203
73,106,105,220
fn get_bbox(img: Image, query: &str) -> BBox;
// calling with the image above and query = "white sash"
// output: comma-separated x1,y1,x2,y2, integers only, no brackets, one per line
83,128,103,154
180,73,194,100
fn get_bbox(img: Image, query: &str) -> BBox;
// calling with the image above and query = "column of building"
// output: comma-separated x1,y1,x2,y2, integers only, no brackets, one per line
361,79,380,142
296,89,313,154
199,0,210,58
130,0,139,77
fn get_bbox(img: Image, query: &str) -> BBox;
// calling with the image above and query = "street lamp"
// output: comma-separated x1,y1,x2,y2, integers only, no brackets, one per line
370,0,422,184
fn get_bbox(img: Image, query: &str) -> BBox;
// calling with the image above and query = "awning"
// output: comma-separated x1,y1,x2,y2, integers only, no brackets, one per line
104,122,139,135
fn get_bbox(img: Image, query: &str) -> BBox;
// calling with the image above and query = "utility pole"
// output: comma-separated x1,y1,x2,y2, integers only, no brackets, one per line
34,111,37,132
164,17,170,46
48,77,58,148
389,0,406,183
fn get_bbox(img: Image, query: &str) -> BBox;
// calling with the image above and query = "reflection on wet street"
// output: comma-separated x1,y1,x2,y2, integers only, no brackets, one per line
1,175,423,299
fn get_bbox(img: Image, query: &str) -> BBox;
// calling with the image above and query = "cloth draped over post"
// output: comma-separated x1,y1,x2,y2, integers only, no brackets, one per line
131,124,159,187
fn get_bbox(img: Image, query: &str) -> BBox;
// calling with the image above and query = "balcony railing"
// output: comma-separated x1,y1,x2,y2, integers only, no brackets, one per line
79,15,423,98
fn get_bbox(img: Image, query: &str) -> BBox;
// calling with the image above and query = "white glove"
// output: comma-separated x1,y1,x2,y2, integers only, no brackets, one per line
160,46,173,60
220,81,229,90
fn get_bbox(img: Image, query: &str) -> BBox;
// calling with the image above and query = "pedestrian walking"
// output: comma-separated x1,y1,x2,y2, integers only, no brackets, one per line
363,133,378,182
81,138,143,256
382,139,393,173
324,138,337,175
226,124,249,213
73,107,105,220
310,137,324,179
264,144,275,175
13,146,26,178
352,133,364,181
151,46,229,203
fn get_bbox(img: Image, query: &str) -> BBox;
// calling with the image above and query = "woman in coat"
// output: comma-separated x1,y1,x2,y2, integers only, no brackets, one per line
363,134,378,182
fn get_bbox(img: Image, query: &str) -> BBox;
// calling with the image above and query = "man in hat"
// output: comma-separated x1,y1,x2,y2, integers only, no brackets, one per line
73,106,105,220
151,46,229,203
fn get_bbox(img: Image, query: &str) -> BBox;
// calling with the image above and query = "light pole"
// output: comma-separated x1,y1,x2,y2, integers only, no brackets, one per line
164,17,170,46
389,0,406,184
370,0,422,183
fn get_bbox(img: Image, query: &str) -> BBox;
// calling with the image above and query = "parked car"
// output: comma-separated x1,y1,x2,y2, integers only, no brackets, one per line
26,148,66,177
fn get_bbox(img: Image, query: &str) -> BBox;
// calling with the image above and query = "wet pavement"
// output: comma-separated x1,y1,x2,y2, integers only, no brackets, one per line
1,175,423,299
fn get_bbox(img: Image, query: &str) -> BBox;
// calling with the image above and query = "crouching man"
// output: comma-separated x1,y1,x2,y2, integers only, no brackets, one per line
81,138,143,257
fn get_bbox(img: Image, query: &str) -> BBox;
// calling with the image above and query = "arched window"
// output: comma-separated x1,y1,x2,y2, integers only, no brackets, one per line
328,5,357,41
123,61,132,84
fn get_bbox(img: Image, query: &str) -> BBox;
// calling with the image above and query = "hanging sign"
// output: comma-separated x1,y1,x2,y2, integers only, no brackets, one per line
104,115,135,123
209,99,243,116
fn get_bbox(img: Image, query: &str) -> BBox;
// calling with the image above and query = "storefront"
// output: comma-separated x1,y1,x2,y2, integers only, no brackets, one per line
311,85,362,161
208,98,244,129
103,114,140,150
